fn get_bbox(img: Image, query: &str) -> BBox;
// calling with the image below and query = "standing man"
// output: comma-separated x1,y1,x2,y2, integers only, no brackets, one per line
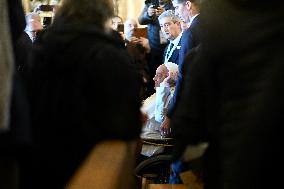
171,0,284,188
172,0,201,65
159,0,202,184
138,0,173,96
124,18,150,97
158,10,183,65
161,0,201,138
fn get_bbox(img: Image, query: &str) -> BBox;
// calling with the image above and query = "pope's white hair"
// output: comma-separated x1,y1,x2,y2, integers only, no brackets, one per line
164,62,179,75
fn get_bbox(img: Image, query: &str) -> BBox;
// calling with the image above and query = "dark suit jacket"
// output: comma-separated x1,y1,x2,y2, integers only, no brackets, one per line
171,0,284,188
0,0,32,153
167,15,201,117
178,15,201,67
162,39,182,64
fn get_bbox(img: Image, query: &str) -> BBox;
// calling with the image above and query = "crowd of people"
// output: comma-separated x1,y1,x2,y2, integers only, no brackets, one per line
0,0,283,188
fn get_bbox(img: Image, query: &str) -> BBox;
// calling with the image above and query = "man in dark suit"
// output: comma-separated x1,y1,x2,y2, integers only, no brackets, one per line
171,0,284,188
158,10,183,65
158,0,202,184
161,0,201,138
173,0,201,65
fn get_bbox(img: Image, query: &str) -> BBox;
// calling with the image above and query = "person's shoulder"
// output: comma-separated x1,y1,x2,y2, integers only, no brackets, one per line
82,31,125,55
181,28,193,41
165,1,174,10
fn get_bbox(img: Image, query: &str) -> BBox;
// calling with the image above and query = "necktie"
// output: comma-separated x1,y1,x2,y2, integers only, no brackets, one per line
166,43,174,59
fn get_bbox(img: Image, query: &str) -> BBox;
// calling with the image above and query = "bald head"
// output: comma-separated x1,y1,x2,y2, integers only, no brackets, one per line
124,19,138,40
25,14,43,41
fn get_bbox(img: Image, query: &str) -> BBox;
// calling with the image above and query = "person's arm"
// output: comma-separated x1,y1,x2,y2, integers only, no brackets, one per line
138,4,156,25
167,72,182,118
160,116,171,137
154,81,171,123
132,37,151,53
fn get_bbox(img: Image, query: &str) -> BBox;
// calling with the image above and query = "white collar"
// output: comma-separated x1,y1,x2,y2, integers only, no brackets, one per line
170,31,183,47
164,32,183,64
188,14,199,27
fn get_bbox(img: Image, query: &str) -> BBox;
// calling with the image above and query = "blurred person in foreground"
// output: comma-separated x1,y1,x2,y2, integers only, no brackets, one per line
171,0,284,188
1,0,33,189
29,0,142,188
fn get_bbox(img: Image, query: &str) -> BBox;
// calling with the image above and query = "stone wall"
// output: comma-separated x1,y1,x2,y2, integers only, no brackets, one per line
117,0,145,27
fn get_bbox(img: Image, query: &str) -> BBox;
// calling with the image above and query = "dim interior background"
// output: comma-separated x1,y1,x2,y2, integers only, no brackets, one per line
21,0,145,26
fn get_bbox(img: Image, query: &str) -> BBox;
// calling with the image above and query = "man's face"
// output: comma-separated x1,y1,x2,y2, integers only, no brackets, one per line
124,19,137,38
172,0,191,23
159,17,181,41
26,20,43,42
153,65,169,87
111,17,122,31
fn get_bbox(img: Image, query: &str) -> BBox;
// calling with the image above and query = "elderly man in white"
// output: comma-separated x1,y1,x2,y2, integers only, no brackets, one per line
24,13,43,42
140,62,179,157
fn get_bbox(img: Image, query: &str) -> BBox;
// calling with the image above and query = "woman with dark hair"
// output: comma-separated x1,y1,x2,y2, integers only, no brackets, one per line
29,0,142,188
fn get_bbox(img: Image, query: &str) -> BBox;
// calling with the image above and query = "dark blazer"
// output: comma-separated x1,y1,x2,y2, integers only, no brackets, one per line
0,0,32,152
167,15,201,117
138,2,173,51
171,0,284,188
162,39,182,64
178,15,201,67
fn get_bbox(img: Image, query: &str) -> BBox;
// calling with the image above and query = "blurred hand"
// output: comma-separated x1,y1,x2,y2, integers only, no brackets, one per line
148,5,157,17
130,36,140,43
156,7,165,16
160,116,171,137
136,37,151,53
119,32,125,40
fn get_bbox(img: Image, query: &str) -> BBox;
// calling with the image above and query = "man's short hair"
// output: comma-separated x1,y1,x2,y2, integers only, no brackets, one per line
158,10,180,23
173,0,202,6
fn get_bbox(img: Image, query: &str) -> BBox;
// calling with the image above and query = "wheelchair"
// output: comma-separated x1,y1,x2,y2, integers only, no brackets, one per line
135,137,174,184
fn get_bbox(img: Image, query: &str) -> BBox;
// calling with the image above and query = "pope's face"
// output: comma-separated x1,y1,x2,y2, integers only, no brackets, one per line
153,65,168,87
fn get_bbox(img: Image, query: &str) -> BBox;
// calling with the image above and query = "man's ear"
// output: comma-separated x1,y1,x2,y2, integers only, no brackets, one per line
176,21,181,27
185,1,192,10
